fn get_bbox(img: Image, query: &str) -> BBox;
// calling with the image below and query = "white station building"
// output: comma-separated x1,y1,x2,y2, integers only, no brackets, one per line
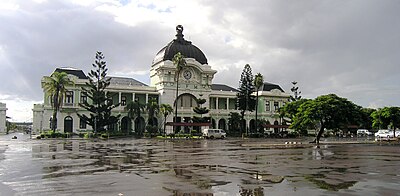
0,102,7,133
32,26,290,134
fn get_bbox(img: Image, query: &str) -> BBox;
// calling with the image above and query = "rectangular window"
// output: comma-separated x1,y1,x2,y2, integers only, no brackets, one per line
265,101,270,111
121,96,126,106
80,94,87,103
65,91,73,104
79,119,87,129
210,97,217,109
274,101,279,111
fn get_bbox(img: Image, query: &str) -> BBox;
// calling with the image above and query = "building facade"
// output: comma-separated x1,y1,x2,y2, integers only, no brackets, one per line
32,26,290,134
0,102,6,133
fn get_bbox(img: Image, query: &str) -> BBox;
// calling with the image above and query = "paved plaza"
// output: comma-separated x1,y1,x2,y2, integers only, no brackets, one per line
1,133,399,195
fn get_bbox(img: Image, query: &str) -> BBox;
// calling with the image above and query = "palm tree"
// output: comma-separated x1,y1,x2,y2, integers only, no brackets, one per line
146,98,159,126
125,100,145,135
160,104,173,135
254,73,264,134
172,52,187,133
146,98,160,136
43,71,74,132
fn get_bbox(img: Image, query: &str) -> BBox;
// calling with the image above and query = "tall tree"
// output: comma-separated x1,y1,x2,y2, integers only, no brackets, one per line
254,73,264,133
125,100,145,135
371,107,400,137
43,71,74,132
78,51,120,134
160,103,173,135
192,97,210,133
290,81,302,101
172,52,187,133
279,99,310,135
291,94,362,144
146,98,159,126
228,112,242,136
360,108,375,130
237,64,256,135
193,98,210,122
146,98,159,136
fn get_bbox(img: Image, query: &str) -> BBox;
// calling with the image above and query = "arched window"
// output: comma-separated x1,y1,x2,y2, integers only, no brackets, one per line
64,116,73,133
218,119,226,130
176,93,198,108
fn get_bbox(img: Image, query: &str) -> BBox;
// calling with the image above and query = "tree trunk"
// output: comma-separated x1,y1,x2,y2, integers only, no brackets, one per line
52,91,59,133
310,123,325,145
255,91,259,134
240,111,245,136
52,110,57,133
174,74,180,134
163,115,167,136
315,125,325,145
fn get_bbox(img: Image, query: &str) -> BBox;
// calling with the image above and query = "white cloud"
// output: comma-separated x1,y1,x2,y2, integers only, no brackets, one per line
1,0,400,121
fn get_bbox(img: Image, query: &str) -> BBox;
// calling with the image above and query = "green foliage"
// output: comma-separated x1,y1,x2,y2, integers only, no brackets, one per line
6,120,17,134
279,99,310,125
40,130,69,138
360,108,375,130
290,81,302,101
146,125,159,137
193,97,210,123
172,52,187,132
146,98,159,126
228,112,242,136
237,64,256,134
43,71,74,132
160,103,173,135
371,107,400,137
291,94,362,144
126,100,145,119
78,51,121,134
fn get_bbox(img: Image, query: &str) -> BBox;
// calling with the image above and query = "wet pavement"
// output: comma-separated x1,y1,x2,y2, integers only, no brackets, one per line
1,133,400,196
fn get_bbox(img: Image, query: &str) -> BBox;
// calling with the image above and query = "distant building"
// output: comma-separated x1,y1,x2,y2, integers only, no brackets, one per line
0,102,7,133
32,26,290,134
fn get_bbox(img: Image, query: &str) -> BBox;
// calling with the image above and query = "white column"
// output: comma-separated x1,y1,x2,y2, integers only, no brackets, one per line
227,98,230,110
118,92,122,103
146,94,149,104
132,93,136,101
216,97,219,110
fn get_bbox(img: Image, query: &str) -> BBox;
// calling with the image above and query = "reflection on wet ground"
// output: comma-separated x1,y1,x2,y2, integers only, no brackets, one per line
0,133,400,195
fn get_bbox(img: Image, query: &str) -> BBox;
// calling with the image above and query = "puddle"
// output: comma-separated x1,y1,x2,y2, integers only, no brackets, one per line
1,135,400,195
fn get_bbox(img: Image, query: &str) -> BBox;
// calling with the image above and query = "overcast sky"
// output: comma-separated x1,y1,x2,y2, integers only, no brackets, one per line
1,0,400,122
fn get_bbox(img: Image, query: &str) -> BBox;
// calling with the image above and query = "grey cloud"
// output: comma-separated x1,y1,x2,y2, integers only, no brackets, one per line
0,0,169,101
1,0,399,122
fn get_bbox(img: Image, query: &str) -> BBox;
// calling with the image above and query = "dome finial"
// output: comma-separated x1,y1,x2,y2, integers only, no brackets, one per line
176,25,184,41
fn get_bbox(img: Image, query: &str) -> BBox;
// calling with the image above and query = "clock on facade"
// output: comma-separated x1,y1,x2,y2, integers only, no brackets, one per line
183,70,192,80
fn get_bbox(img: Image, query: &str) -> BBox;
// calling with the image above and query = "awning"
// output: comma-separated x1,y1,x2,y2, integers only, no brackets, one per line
166,122,212,127
262,124,290,129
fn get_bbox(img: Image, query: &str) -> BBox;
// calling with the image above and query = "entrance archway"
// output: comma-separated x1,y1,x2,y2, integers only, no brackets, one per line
218,119,226,130
135,117,145,134
121,116,131,133
274,120,279,133
64,116,73,133
175,93,198,108
250,119,256,132
211,118,216,129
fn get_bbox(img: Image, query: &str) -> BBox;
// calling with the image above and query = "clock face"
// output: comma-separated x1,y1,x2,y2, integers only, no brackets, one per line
183,70,192,80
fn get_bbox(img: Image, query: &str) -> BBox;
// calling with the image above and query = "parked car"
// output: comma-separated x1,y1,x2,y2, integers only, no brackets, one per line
357,129,373,136
375,129,393,138
202,129,226,139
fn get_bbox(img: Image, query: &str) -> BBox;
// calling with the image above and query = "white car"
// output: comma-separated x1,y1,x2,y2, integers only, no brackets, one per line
375,129,394,138
357,129,373,136
202,129,226,139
